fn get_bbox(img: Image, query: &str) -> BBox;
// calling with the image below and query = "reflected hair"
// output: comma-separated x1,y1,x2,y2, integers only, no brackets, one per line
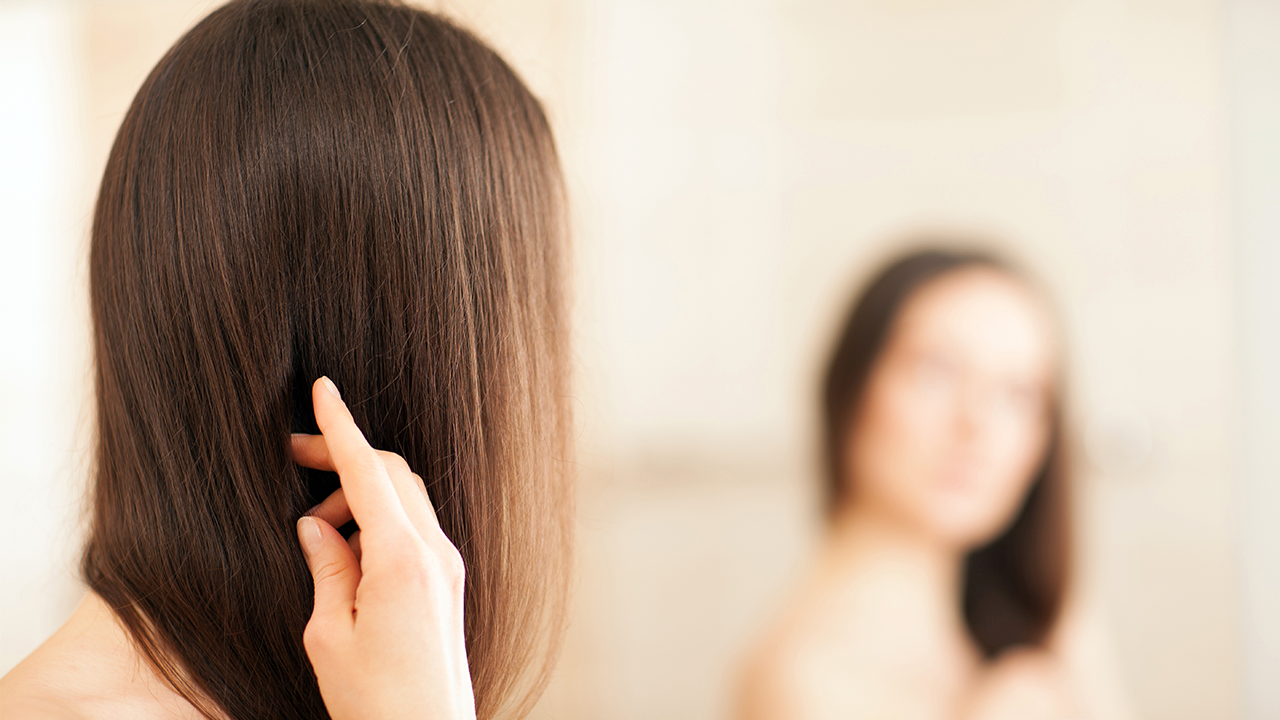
821,247,1071,658
82,1,571,718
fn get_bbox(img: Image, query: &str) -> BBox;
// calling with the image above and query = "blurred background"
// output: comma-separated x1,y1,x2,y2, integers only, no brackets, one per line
1,1,1276,719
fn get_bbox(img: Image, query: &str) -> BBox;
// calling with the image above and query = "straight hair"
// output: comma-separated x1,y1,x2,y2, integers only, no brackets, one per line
821,247,1071,658
82,1,572,717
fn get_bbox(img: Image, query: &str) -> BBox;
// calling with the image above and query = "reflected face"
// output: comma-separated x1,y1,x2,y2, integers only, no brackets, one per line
844,268,1054,548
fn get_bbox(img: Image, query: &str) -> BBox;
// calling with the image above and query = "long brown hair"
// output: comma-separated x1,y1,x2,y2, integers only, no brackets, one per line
821,247,1071,658
82,1,571,717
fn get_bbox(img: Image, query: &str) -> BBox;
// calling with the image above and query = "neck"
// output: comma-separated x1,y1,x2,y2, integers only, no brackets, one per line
823,502,975,659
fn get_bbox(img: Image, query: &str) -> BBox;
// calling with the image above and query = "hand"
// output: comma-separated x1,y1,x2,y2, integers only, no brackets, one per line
291,376,475,720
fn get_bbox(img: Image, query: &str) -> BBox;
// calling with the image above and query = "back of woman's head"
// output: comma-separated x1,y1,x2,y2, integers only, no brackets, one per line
83,1,571,717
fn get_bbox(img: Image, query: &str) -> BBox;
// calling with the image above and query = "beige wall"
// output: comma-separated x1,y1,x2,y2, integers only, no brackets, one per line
0,1,1263,718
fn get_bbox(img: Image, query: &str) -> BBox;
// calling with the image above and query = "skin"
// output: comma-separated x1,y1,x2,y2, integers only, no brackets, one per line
737,268,1128,720
0,593,211,720
1,377,475,720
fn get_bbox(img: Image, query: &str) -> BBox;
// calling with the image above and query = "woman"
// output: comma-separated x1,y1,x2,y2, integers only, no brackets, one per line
737,249,1129,720
1,1,570,718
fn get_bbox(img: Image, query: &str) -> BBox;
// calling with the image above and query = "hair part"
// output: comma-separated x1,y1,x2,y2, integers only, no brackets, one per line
820,246,1071,658
82,1,572,717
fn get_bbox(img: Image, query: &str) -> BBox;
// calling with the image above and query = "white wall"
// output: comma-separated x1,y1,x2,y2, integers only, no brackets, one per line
0,0,91,676
1227,1,1280,718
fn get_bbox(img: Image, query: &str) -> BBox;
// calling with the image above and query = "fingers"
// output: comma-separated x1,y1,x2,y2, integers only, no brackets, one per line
411,474,439,526
348,529,362,563
291,433,333,472
375,453,441,534
297,516,361,626
294,430,440,536
309,377,414,540
305,487,354,530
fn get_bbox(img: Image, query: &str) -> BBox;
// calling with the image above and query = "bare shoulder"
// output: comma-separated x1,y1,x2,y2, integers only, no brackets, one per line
734,594,894,720
1,596,113,719
1,655,91,720
1,594,209,720
0,687,86,720
735,630,832,720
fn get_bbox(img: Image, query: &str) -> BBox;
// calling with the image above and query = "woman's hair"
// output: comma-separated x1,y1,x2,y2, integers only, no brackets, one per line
821,247,1071,658
82,1,571,718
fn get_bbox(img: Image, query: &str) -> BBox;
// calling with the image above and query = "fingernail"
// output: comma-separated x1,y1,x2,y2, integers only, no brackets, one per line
296,516,322,559
320,376,341,400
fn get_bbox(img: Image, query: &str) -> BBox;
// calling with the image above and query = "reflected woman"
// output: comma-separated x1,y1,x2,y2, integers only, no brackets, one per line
738,249,1129,720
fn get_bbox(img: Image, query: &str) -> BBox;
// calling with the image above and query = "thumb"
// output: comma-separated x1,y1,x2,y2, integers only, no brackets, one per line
297,516,361,625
